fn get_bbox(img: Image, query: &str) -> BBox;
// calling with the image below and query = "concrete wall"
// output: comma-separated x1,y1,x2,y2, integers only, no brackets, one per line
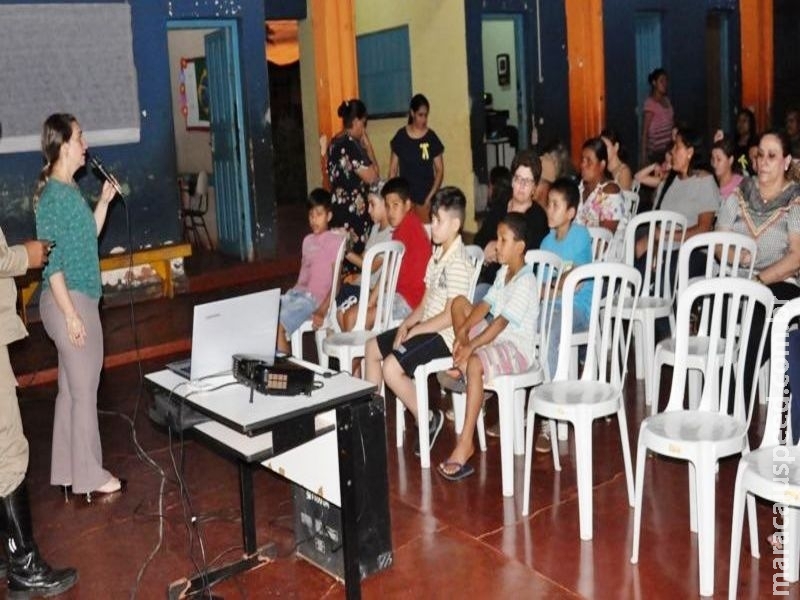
354,0,476,230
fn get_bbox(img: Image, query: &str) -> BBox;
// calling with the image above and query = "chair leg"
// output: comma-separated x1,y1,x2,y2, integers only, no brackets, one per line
511,389,523,455
415,373,431,469
476,405,487,452
633,321,644,380
728,466,747,600
649,347,664,409
395,393,405,448
290,329,304,360
695,455,717,597
498,393,515,497
689,462,698,533
549,419,561,471
746,486,759,560
616,403,634,507
453,392,466,436
630,438,648,564
557,421,569,441
314,329,329,369
785,506,800,582
522,404,536,516
574,415,594,540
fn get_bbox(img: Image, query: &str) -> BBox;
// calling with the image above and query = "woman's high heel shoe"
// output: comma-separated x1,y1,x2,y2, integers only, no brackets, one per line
59,486,71,503
83,478,127,505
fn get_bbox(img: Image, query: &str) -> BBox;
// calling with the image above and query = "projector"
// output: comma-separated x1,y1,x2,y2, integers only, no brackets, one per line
232,354,316,396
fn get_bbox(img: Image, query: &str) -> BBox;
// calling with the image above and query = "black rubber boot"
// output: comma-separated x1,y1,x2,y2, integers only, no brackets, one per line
3,482,78,598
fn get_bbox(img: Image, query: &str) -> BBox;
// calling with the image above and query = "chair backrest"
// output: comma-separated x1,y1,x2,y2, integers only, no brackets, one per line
587,227,614,262
664,278,774,423
464,244,485,299
525,249,563,379
631,179,641,194
322,233,349,332
190,170,209,211
352,240,405,333
676,231,758,295
761,297,800,447
553,262,642,387
624,210,687,300
622,190,640,218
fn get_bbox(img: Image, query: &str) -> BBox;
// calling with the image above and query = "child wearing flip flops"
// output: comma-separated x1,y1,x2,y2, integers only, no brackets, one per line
438,212,539,481
364,186,474,456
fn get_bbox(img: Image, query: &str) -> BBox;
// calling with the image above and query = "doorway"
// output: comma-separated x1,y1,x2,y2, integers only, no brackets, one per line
634,11,663,160
706,11,733,138
266,20,308,205
166,20,253,260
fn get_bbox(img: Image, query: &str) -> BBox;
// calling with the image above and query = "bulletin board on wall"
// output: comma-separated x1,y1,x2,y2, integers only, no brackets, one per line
0,4,140,154
180,57,211,130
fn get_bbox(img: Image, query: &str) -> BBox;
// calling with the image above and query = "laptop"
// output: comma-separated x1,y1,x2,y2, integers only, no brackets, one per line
167,288,281,381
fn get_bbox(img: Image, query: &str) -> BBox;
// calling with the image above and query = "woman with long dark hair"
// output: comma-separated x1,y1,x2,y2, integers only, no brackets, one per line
326,99,379,271
34,113,124,502
389,94,445,222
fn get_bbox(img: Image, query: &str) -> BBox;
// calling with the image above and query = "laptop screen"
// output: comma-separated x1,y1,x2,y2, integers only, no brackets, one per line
187,288,280,380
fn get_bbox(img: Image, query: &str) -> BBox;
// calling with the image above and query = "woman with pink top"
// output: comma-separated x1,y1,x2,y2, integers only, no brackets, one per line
711,137,743,199
640,68,674,166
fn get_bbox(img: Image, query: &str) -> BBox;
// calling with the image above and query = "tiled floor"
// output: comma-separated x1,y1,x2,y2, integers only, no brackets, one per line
7,204,799,599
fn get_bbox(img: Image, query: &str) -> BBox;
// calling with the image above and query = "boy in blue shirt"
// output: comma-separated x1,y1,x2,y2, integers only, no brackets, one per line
538,178,593,452
541,177,594,380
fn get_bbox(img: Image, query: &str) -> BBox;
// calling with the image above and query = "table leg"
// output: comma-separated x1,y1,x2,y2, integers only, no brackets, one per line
239,461,257,554
336,403,362,600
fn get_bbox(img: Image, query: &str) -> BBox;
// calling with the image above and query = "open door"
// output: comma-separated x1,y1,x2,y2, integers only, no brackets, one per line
205,27,252,259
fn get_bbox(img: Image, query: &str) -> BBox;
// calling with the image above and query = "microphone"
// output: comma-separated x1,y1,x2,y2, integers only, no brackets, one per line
87,153,125,197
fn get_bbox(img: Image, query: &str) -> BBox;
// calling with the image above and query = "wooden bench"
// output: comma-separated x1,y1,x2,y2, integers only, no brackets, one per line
16,242,192,325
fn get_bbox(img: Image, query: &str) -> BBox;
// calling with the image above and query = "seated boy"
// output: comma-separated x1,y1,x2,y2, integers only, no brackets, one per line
538,177,593,450
385,177,431,321
438,212,539,480
276,189,344,354
336,180,394,331
364,186,475,455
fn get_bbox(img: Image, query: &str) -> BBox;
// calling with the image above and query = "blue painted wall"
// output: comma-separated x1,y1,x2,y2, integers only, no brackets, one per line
466,0,570,182
0,0,299,260
603,0,741,166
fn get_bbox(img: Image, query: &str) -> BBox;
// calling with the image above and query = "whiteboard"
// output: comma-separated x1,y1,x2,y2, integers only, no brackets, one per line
0,4,140,154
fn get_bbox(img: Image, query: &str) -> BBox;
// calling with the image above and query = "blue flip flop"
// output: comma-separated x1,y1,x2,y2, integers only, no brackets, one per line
437,461,475,481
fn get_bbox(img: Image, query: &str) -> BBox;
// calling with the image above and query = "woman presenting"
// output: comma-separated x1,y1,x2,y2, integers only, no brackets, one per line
389,94,444,222
34,113,125,502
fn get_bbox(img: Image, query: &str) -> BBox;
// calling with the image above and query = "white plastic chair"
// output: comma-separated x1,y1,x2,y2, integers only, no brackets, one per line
630,278,774,597
522,262,642,540
650,232,757,410
395,244,484,468
450,249,562,497
290,233,347,364
622,210,687,406
587,226,614,262
321,241,405,373
729,297,800,599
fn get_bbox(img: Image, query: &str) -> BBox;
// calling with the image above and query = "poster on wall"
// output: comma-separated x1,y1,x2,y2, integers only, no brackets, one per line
180,57,210,130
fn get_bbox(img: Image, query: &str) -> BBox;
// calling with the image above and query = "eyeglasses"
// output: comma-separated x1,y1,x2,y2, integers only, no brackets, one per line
512,175,536,188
